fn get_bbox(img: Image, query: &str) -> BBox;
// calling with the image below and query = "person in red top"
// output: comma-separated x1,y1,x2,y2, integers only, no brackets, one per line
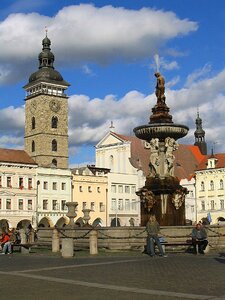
0,231,12,254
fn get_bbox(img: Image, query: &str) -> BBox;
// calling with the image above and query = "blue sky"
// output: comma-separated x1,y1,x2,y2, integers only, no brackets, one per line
0,0,225,166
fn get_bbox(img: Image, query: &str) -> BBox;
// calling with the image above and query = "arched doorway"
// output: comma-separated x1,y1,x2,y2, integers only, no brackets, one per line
0,219,10,231
38,217,54,228
55,217,69,228
92,218,103,227
111,217,121,227
17,219,31,230
75,217,84,227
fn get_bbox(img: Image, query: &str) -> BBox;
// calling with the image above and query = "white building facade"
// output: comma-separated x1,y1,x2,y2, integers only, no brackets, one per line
37,167,72,227
95,131,145,226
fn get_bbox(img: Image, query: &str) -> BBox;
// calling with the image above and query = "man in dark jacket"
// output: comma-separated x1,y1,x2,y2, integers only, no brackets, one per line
192,223,208,254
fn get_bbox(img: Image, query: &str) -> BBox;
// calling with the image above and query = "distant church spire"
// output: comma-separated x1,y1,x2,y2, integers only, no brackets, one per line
194,109,207,155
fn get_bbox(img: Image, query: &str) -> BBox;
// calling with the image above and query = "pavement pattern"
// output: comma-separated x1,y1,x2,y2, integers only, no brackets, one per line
0,251,225,300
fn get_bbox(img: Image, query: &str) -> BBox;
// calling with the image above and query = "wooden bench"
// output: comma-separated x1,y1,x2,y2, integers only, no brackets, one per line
161,240,193,253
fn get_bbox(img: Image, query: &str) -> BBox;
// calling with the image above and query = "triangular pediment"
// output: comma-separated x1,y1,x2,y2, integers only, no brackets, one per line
96,132,126,148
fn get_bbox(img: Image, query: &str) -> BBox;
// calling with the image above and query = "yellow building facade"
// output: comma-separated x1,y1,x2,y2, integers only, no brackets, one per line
72,166,109,226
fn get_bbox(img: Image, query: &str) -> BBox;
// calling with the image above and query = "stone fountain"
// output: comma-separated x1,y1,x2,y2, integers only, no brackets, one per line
134,72,189,226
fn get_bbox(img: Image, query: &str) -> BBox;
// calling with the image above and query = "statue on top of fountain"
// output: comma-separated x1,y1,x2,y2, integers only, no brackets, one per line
155,72,165,105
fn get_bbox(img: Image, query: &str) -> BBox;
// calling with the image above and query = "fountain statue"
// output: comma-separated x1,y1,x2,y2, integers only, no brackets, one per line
133,72,189,226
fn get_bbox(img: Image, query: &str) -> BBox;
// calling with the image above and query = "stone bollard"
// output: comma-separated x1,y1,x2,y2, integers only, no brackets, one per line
89,230,98,255
20,228,30,254
52,228,60,253
61,238,74,258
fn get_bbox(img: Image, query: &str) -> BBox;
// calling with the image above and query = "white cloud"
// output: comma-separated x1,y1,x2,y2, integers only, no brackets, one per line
185,63,212,87
0,4,197,84
1,67,225,157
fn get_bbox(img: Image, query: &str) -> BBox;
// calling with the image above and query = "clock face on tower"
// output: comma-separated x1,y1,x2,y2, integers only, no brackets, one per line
49,99,61,112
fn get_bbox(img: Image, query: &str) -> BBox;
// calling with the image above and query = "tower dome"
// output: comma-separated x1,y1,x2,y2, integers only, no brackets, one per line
25,34,69,88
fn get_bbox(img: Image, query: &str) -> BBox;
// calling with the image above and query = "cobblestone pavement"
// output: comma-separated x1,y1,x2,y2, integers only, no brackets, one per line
1,251,225,300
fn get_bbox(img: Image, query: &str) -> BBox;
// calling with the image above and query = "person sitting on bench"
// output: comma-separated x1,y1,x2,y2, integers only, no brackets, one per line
146,215,167,257
192,223,208,254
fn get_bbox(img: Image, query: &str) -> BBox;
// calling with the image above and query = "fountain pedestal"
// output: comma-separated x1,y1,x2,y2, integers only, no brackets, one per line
134,72,189,226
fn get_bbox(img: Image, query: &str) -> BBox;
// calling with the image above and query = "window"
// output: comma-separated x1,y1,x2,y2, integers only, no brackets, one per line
125,186,130,193
52,159,57,167
91,202,95,211
79,186,83,192
61,200,67,211
220,179,224,189
52,200,58,210
18,199,23,210
28,178,32,190
118,199,123,210
220,199,224,210
201,181,205,191
88,186,92,192
7,177,12,188
0,198,1,209
191,205,195,213
53,182,57,190
19,178,24,189
82,202,87,210
189,191,194,197
0,176,1,187
131,200,137,210
28,199,32,210
97,187,101,193
111,185,116,193
6,199,11,210
131,186,136,194
43,200,48,210
210,180,214,191
118,185,123,193
201,201,205,211
32,141,35,152
99,202,105,212
51,116,58,128
111,199,116,211
210,200,215,210
61,182,66,190
125,199,130,211
52,139,57,151
32,117,35,129
43,181,48,190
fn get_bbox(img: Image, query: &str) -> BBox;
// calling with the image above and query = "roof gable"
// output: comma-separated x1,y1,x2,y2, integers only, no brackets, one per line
95,131,128,148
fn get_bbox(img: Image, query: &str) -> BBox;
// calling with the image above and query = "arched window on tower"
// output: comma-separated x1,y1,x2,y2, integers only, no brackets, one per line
52,159,57,167
32,141,35,152
32,117,35,129
51,116,58,128
52,139,57,151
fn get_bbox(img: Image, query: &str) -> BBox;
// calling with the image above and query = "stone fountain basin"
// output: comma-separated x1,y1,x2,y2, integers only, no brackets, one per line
133,123,189,141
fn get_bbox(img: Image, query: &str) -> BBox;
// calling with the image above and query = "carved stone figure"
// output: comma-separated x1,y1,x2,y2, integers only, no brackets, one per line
140,189,156,212
149,138,160,176
155,72,165,105
172,189,185,210
165,137,178,176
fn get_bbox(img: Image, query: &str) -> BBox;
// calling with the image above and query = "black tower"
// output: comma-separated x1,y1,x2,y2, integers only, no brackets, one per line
194,111,207,155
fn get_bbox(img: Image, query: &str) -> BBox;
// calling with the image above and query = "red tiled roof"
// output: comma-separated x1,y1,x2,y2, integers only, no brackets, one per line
112,133,206,180
0,148,37,165
197,153,225,170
